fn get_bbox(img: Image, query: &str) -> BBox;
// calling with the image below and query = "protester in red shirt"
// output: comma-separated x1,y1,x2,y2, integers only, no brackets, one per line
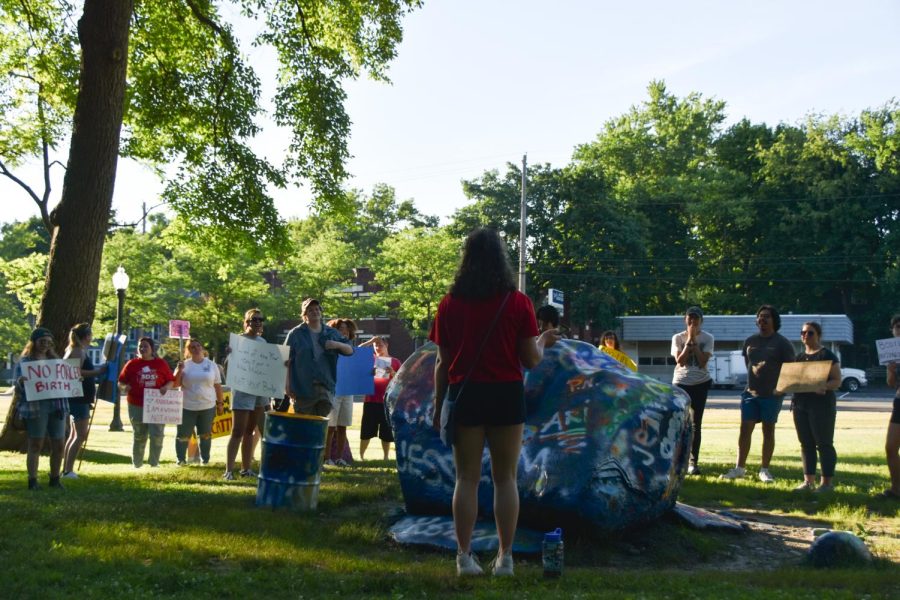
118,337,174,468
359,336,401,461
429,228,559,578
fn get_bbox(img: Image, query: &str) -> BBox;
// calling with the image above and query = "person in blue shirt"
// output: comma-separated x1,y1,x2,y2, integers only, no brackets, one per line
283,298,353,417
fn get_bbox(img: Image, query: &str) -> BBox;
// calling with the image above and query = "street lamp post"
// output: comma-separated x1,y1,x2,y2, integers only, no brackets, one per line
109,266,130,431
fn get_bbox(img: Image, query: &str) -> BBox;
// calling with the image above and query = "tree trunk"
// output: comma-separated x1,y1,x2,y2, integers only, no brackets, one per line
39,0,133,345
0,1,133,450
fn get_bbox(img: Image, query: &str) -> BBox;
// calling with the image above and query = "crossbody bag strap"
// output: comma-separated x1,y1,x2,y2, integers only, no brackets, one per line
456,291,512,396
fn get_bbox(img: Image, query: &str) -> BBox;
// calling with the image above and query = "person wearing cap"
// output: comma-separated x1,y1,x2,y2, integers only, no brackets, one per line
283,298,353,417
721,304,794,483
671,307,714,475
14,327,68,490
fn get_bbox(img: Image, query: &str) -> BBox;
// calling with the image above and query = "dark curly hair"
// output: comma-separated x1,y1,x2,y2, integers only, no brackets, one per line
449,228,516,299
757,304,781,331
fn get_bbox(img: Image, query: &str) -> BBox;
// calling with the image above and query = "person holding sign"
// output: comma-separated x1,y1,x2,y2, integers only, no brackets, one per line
174,339,224,466
599,331,637,372
325,318,358,466
119,337,175,468
790,322,841,492
224,308,271,480
359,336,400,461
284,298,353,417
881,315,900,500
14,328,68,490
722,305,794,483
62,323,108,479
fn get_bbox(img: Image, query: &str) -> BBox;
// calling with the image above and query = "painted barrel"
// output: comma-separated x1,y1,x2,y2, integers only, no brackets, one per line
256,411,329,511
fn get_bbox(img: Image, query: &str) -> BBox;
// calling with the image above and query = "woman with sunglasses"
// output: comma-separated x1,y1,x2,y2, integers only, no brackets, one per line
791,321,841,492
224,308,270,480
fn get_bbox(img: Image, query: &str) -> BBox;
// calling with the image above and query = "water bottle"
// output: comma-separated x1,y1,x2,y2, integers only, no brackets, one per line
542,527,564,578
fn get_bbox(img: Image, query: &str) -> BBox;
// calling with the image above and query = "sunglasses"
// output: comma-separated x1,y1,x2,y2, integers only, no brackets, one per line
249,317,266,323
800,330,816,337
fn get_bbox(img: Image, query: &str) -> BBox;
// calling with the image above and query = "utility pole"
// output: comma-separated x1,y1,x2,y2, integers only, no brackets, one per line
518,154,527,292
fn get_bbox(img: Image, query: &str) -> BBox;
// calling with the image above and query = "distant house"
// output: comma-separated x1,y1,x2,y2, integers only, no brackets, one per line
617,314,853,383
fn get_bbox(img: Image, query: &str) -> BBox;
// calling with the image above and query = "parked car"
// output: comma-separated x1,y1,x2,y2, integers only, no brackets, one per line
840,367,867,392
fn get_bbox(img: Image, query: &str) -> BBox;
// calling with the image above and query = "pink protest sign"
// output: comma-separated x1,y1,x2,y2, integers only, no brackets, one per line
169,319,191,339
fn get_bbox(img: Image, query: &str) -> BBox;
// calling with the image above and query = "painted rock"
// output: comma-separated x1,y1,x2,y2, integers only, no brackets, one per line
385,339,692,532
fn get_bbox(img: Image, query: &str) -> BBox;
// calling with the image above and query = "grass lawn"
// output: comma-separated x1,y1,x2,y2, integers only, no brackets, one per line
1,394,898,599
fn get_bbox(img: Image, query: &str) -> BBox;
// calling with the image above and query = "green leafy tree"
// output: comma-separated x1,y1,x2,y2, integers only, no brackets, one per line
0,0,422,351
370,227,459,341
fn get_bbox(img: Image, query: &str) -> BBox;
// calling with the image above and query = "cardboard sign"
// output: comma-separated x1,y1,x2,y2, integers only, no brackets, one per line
875,337,900,366
143,388,183,424
211,387,233,439
169,320,191,339
336,346,375,396
225,333,289,398
775,361,833,394
23,358,84,401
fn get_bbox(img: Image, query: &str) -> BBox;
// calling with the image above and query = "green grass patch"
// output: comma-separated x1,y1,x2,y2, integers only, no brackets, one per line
1,402,898,598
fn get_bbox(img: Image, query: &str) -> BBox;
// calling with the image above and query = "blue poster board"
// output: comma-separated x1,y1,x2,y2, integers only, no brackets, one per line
336,346,375,396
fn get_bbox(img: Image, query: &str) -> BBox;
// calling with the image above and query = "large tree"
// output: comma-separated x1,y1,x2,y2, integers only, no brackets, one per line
0,0,421,349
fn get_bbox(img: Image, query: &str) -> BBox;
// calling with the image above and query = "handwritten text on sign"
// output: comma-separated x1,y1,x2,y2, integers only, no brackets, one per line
169,319,190,339
225,333,289,398
875,337,900,366
24,359,83,401
143,388,183,424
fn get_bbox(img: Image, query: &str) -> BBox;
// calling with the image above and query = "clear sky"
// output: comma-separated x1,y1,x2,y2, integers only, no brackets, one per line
2,0,899,227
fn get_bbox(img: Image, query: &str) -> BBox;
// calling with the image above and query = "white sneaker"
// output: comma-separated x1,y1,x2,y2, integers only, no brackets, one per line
324,459,335,467
223,471,235,481
456,551,484,576
62,471,79,479
793,480,815,492
491,551,514,576
758,468,775,483
720,466,746,480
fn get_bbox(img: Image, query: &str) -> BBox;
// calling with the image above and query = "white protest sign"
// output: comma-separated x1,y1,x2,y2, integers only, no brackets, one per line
143,388,183,424
225,333,289,398
23,358,83,401
875,337,900,366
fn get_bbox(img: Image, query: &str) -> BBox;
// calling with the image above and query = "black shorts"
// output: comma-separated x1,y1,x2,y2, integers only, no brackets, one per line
451,380,525,427
361,402,394,442
891,396,900,425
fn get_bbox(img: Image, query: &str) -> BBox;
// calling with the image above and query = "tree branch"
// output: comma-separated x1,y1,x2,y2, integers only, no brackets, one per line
0,158,51,230
184,0,237,153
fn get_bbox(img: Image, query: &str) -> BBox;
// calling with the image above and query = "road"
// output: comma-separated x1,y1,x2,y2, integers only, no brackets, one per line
705,388,895,413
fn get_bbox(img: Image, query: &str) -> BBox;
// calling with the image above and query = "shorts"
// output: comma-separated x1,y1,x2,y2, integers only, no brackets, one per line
361,402,394,442
891,396,900,425
26,402,67,439
740,391,784,424
451,380,525,427
232,390,269,411
69,402,92,421
329,395,354,427
293,383,333,418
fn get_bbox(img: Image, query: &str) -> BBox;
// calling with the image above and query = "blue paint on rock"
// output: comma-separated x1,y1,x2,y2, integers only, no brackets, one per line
385,340,692,532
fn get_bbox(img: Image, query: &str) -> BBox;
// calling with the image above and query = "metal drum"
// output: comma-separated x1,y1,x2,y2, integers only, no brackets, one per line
256,411,329,510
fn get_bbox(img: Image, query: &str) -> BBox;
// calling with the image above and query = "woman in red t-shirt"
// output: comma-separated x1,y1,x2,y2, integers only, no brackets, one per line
429,228,559,577
118,337,175,468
